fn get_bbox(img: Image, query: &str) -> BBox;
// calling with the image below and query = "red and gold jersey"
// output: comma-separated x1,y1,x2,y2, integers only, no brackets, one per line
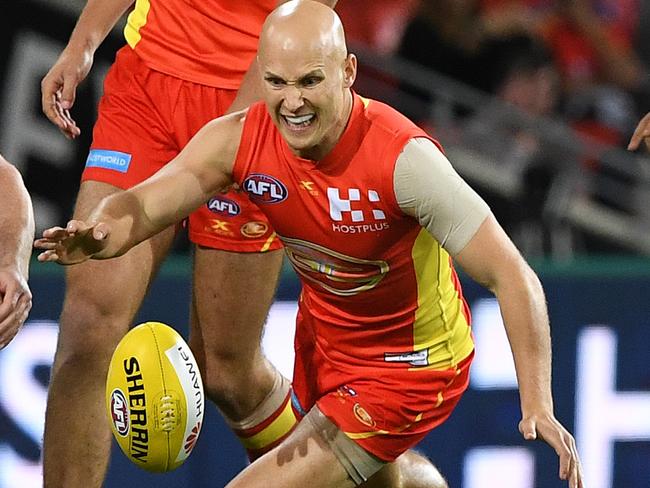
233,94,474,370
124,0,276,88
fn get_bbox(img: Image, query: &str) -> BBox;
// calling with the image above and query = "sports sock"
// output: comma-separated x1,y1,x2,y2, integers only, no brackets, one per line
226,371,298,460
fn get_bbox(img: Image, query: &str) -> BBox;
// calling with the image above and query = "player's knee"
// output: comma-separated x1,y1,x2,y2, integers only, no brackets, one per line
54,300,128,369
397,450,448,488
198,352,249,407
199,351,278,417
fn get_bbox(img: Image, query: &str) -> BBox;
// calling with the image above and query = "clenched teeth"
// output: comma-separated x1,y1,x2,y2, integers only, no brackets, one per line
285,114,314,125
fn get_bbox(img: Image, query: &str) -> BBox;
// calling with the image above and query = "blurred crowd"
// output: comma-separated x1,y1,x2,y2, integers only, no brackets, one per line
338,0,650,257
340,0,650,152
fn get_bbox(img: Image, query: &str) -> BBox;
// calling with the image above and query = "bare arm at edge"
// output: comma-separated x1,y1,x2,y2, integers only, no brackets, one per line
41,0,135,138
0,156,34,348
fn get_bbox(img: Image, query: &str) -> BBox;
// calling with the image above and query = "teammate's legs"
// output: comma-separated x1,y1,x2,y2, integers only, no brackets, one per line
42,181,176,488
189,245,287,456
183,58,289,453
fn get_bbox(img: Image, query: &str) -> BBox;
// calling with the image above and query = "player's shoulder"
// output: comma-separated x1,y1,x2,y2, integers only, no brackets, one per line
198,107,249,147
360,96,417,127
358,95,426,142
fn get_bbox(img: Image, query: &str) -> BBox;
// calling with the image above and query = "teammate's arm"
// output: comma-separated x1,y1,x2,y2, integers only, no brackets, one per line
35,113,244,264
226,0,339,114
628,112,650,152
0,156,34,348
395,138,583,488
41,0,134,138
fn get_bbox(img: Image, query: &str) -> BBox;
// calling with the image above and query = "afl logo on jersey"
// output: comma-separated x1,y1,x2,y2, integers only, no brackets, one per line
243,174,288,204
207,196,241,217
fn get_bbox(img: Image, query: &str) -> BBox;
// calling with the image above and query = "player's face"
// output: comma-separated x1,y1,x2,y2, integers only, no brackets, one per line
260,47,356,161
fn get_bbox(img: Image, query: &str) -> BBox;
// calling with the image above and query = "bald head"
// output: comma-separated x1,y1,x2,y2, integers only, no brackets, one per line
256,0,356,161
259,0,347,63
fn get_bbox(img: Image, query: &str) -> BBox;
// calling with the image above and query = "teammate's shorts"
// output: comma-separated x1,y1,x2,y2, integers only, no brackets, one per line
291,311,473,463
82,46,281,252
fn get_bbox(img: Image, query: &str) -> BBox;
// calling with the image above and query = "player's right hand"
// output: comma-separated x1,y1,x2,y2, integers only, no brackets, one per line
34,220,110,265
41,48,94,139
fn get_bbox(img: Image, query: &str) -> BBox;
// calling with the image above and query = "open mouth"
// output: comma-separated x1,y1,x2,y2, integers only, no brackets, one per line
282,114,316,130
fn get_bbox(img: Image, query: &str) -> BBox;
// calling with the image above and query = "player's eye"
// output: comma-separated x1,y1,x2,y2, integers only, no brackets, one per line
265,76,286,88
300,76,323,88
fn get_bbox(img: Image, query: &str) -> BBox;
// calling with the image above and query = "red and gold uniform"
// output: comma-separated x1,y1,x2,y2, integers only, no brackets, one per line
82,0,280,252
232,94,478,461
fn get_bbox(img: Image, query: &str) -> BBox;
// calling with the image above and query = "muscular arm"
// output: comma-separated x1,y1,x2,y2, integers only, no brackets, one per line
395,141,550,411
456,217,553,414
0,157,34,348
0,159,34,277
36,113,244,262
62,0,133,55
395,138,581,487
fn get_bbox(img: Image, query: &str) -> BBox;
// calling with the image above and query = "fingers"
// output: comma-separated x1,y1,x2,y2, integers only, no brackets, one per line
628,113,650,151
41,74,80,139
66,219,90,234
60,73,78,110
93,222,109,240
0,278,19,321
0,295,32,349
520,415,583,488
0,287,31,349
36,249,62,263
34,220,104,265
41,73,62,123
34,223,79,262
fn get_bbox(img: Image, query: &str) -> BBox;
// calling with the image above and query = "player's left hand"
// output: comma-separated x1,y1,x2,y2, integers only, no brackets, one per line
628,112,650,152
519,413,583,488
0,268,32,349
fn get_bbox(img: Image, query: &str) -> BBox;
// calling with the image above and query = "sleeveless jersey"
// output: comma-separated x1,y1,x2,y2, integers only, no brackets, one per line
233,94,474,370
124,0,276,88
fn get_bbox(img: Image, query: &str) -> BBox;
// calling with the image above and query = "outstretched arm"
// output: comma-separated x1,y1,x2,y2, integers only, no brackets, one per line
35,112,244,263
41,0,134,138
0,157,34,348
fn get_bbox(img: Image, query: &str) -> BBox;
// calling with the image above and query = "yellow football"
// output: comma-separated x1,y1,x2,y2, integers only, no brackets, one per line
106,322,204,472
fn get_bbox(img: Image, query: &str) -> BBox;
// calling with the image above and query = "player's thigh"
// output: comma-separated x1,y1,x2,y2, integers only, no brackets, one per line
362,451,448,488
226,411,355,488
57,181,176,353
190,246,283,354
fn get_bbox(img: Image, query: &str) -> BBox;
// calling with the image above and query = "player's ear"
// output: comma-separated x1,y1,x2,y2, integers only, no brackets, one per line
343,53,357,88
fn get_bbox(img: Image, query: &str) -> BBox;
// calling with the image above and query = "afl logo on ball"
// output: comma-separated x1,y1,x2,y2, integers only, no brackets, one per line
241,221,269,238
243,174,288,204
110,389,130,436
207,196,241,216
